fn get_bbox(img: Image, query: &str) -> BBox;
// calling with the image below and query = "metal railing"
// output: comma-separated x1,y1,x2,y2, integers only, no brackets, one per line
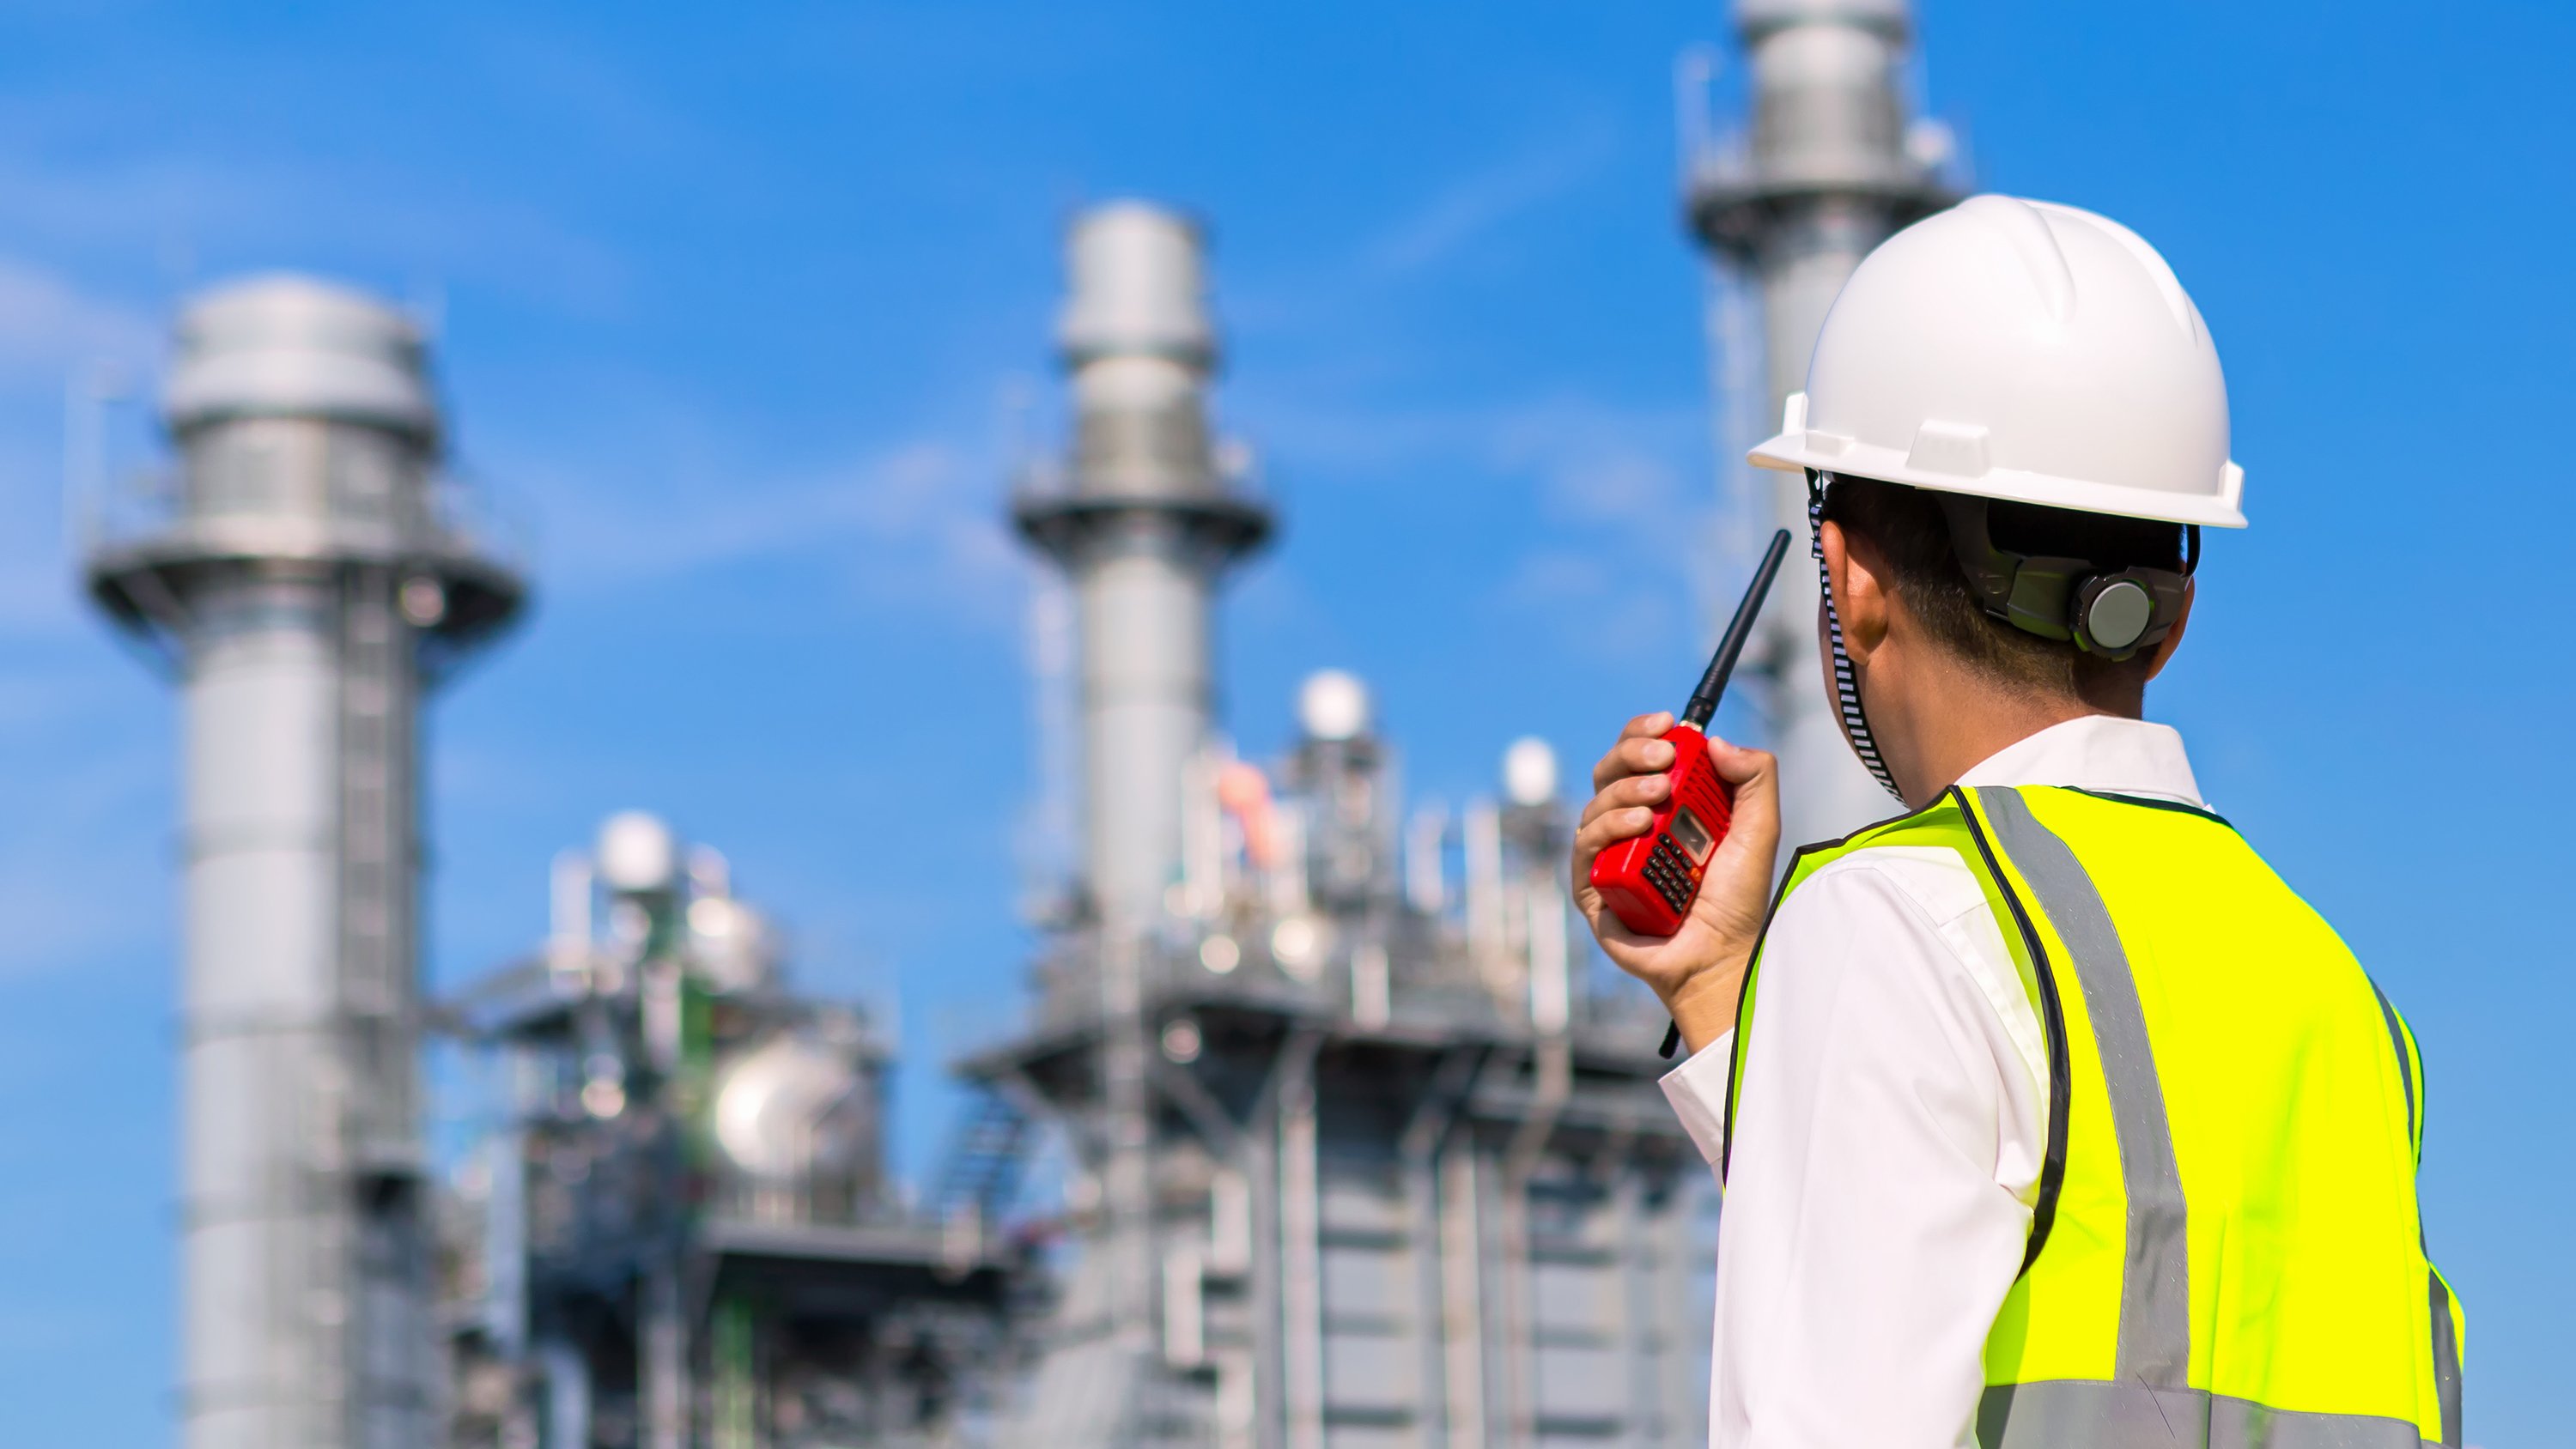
62,365,532,579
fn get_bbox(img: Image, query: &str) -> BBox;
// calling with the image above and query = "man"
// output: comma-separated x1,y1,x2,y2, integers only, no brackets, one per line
1572,196,2463,1447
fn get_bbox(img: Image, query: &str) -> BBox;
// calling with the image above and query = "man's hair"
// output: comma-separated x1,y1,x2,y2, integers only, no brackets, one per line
1819,474,2188,698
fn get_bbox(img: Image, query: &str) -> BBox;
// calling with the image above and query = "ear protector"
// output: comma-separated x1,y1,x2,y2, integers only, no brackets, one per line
1933,493,2197,662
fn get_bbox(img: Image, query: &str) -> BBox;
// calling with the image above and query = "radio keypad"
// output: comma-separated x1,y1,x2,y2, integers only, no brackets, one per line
1639,832,1696,913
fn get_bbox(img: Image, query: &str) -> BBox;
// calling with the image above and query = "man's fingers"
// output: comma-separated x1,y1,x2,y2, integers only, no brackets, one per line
1571,805,1657,868
1576,769,1671,829
1571,798,1625,913
1569,803,1654,913
1590,718,1679,792
1590,714,1675,791
1704,737,1776,790
1704,740,1777,821
1697,739,1783,890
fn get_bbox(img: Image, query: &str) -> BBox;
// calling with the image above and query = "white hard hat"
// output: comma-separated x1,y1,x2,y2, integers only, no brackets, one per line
1751,194,2245,529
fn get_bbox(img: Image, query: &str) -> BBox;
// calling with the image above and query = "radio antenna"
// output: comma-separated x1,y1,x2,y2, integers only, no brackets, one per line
1681,527,1792,729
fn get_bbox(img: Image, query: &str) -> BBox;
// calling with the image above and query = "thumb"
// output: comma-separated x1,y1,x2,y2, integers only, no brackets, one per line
1703,737,1781,865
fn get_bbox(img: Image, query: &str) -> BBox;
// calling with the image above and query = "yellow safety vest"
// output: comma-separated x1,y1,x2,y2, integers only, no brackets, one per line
1722,785,2464,1447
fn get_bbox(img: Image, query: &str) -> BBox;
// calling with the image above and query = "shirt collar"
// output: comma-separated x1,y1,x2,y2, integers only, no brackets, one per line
1953,715,2206,809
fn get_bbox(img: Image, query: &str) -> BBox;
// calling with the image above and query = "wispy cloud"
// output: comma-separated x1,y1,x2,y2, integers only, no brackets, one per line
520,433,1024,628
0,136,633,316
1250,384,1730,658
1362,119,1617,276
0,1301,125,1355
1473,397,1726,633
1221,110,1732,645
453,24,714,169
1485,396,1702,521
0,840,163,981
0,255,156,379
0,260,158,644
1266,390,1705,524
0,690,166,980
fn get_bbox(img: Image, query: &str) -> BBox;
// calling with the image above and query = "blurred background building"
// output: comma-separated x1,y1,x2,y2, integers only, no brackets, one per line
951,202,1714,1449
64,3,1969,1446
437,812,1018,1449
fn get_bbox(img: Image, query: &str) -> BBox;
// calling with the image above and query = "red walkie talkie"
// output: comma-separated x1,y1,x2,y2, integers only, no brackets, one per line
1589,528,1793,937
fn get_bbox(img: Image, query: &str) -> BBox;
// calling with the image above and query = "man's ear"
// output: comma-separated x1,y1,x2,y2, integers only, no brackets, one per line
1819,518,1893,664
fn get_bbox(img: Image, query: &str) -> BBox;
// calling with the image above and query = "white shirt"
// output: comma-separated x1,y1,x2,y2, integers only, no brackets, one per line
1660,715,2208,1449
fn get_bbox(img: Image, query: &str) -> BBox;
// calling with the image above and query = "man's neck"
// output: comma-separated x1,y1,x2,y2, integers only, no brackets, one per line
1878,674,2133,808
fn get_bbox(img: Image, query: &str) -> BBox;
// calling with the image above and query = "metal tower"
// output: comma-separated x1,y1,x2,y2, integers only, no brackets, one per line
1683,0,1959,850
84,276,525,1449
1002,198,1273,1442
969,204,1711,1449
1018,202,1275,925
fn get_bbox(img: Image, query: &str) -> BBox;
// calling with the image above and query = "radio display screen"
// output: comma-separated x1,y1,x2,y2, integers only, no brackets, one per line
1670,806,1716,864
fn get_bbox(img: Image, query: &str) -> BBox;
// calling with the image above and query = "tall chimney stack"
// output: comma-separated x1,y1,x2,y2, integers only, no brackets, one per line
1686,0,1958,850
1019,203,1273,931
1009,201,1273,1388
85,276,523,1449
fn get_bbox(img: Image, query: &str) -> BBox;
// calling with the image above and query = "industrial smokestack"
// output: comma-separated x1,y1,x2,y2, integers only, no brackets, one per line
1008,202,1273,1410
1017,203,1272,934
85,276,524,1449
1686,0,1958,850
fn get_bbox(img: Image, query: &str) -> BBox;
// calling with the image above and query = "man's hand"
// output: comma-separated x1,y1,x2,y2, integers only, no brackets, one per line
1571,711,1782,1055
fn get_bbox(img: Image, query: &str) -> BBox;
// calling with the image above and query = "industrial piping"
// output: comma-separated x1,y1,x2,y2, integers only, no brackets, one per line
85,276,522,1449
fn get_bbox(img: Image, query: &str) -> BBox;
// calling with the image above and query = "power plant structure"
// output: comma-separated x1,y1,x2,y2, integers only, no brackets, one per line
437,813,1018,1449
957,202,1715,1449
82,276,527,1449
74,216,1722,1449
1681,0,1962,851
66,21,1989,1434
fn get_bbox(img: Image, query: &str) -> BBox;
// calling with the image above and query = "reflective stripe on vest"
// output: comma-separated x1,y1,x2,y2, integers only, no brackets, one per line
1977,1381,2429,1448
1722,785,2464,1447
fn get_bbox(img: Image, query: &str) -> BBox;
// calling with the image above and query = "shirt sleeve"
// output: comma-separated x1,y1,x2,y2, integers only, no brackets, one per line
1660,1028,1734,1166
1660,860,2043,1449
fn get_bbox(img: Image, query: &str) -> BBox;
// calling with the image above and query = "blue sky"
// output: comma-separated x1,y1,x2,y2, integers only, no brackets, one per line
0,1,2567,1443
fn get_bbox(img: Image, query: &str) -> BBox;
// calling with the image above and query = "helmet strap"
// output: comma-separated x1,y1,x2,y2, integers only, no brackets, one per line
1931,492,2191,662
1808,472,1906,802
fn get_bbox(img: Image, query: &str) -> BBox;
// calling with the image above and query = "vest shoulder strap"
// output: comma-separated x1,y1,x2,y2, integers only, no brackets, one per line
1721,786,2077,1276
1719,793,2024,1170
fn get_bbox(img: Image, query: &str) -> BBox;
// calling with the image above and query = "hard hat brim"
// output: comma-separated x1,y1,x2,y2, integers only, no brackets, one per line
1749,429,2248,530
